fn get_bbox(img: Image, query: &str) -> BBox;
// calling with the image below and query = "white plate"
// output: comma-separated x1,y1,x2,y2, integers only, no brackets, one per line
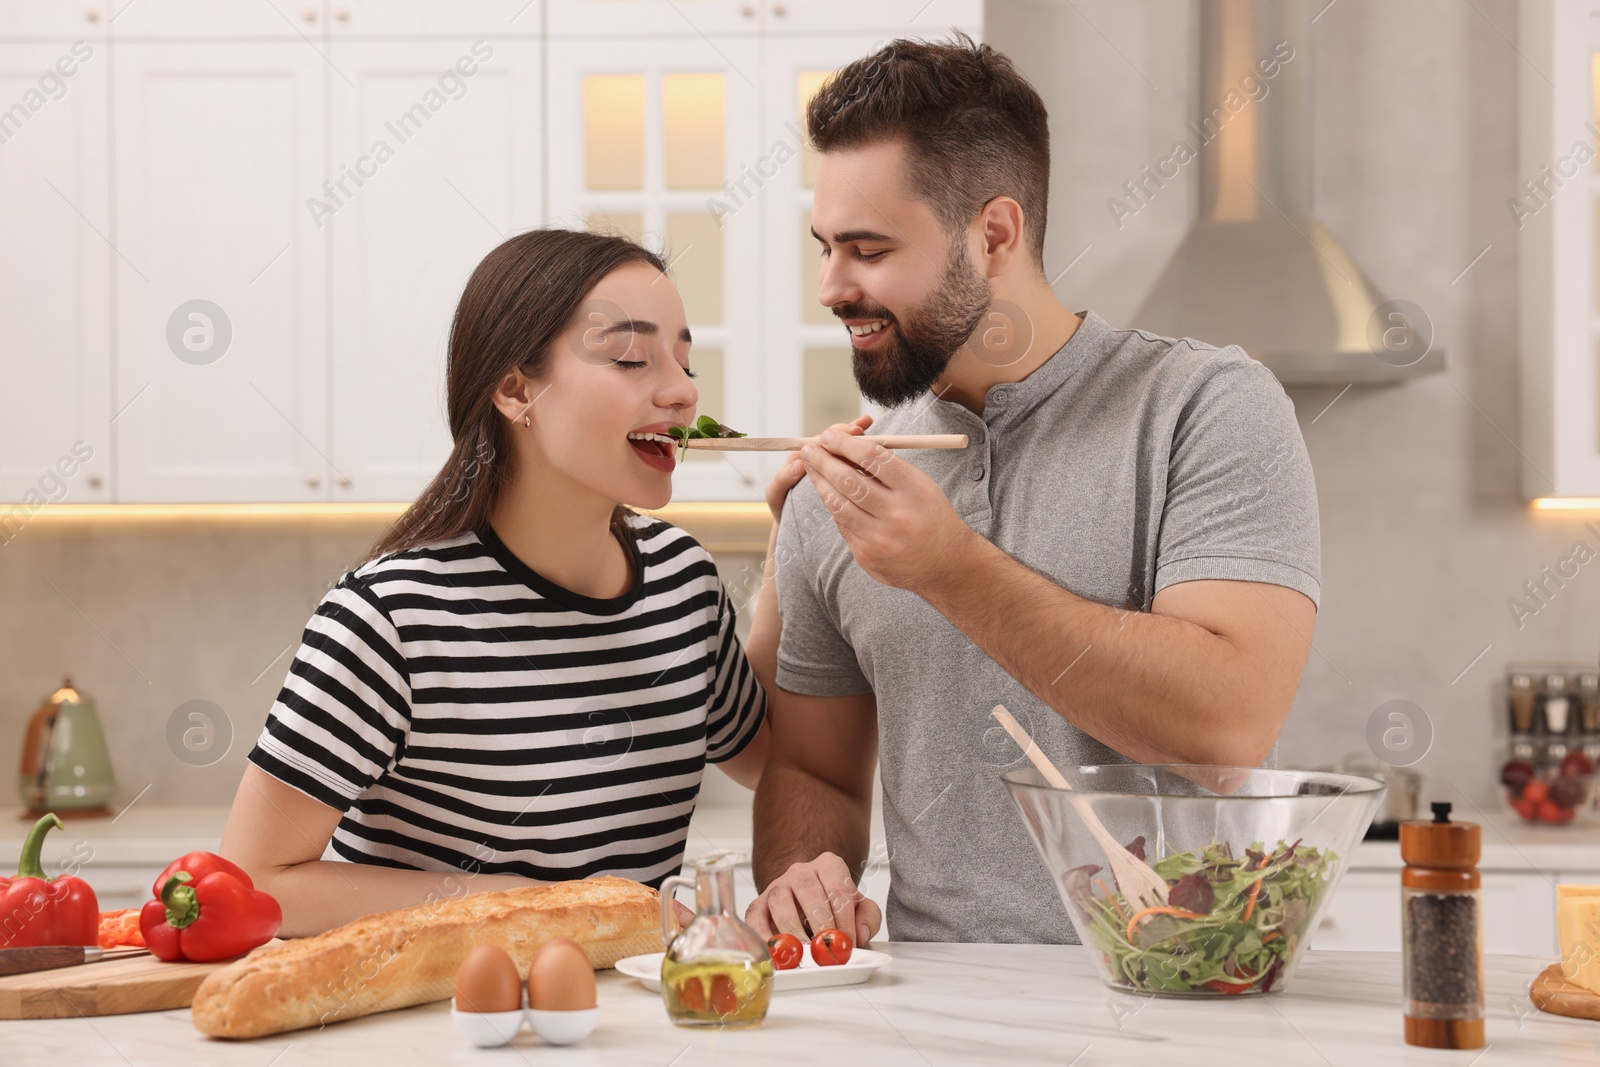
614,949,891,992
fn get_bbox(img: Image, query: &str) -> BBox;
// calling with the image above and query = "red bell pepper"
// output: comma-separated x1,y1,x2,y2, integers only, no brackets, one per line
139,851,281,963
0,813,99,948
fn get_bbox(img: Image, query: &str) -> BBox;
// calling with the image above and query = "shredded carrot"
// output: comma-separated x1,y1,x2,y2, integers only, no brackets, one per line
1125,905,1211,944
1262,930,1281,944
1096,879,1128,923
1241,879,1263,922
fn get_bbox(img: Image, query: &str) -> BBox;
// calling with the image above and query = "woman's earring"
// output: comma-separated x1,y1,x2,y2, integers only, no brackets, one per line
523,415,531,428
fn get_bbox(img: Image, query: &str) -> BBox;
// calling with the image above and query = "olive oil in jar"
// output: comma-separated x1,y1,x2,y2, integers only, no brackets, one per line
660,954,774,1027
658,851,775,1029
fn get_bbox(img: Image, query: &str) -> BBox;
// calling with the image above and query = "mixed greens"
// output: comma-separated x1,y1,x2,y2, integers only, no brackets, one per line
665,416,747,461
1064,837,1337,995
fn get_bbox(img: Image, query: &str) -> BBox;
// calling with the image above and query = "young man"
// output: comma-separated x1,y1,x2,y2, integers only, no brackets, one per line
747,34,1320,945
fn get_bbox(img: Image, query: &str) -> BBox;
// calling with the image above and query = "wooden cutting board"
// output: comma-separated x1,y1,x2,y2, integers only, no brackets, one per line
1531,963,1600,1022
0,942,280,1019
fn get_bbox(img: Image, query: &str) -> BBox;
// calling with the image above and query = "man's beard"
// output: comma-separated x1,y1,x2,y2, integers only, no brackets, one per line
838,243,991,407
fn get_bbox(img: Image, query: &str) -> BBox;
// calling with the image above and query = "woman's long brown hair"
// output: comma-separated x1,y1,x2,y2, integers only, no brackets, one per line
365,229,669,563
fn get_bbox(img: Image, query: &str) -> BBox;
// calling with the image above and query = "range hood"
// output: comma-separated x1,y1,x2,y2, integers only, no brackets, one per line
1134,0,1443,385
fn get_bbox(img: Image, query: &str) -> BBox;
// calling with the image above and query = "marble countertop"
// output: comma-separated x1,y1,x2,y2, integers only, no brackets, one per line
6,943,1597,1065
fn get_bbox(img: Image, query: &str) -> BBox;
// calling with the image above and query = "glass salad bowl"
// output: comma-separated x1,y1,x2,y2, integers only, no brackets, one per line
1002,765,1383,997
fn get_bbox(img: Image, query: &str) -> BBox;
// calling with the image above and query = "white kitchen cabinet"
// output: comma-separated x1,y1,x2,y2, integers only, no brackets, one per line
1517,0,1600,500
1312,866,1566,957
111,41,329,502
1482,871,1559,958
105,0,326,39
0,2,984,505
1309,869,1403,952
759,0,981,36
327,1,537,38
326,38,541,500
547,0,763,38
0,2,107,37
0,39,112,504
545,0,980,38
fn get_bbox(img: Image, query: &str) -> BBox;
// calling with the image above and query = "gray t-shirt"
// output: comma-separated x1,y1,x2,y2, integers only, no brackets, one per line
773,310,1321,944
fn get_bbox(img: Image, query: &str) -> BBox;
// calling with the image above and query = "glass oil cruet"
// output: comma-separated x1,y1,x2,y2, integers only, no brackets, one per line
659,849,774,1028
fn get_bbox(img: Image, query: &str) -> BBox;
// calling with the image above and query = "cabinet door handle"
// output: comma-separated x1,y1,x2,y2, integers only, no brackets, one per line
301,7,318,21
334,8,349,20
306,474,322,487
85,9,99,21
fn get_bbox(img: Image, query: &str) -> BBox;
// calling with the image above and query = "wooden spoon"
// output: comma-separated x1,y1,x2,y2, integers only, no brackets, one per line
682,434,967,452
991,705,1170,908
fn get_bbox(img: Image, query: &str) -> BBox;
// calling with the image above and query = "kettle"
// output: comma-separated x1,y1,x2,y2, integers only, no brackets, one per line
17,677,116,817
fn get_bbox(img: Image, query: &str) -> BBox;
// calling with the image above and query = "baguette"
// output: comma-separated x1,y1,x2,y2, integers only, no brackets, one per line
192,875,663,1039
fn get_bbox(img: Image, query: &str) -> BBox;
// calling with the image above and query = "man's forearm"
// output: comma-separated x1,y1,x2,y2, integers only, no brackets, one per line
752,762,871,890
918,532,1274,765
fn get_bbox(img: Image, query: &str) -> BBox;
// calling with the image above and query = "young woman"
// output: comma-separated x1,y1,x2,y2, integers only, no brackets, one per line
220,228,866,936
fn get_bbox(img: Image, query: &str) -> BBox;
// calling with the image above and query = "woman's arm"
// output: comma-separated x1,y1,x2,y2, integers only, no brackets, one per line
220,765,532,937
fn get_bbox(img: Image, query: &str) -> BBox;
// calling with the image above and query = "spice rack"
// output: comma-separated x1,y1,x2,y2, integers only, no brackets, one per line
1497,663,1600,825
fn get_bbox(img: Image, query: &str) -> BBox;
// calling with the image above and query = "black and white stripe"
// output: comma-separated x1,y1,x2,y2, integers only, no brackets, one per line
248,514,765,888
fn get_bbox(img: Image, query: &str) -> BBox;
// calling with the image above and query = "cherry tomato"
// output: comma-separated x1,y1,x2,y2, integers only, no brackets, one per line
676,977,706,1012
810,927,854,967
1514,796,1541,821
1539,799,1576,825
1203,977,1253,994
709,974,740,1016
767,933,803,970
1523,779,1549,804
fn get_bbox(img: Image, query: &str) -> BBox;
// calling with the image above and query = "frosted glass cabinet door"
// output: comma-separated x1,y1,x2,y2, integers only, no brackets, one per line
0,40,112,505
759,35,889,442
111,41,328,502
326,39,543,502
547,37,764,501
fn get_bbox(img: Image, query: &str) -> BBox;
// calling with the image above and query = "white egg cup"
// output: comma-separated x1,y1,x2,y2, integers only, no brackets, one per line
527,1007,600,1046
451,993,599,1048
450,1006,526,1048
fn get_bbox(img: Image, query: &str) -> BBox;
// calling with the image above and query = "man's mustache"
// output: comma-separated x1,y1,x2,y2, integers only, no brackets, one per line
834,304,896,323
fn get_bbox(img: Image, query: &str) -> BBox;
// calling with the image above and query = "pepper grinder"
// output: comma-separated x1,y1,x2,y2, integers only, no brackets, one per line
1400,802,1484,1049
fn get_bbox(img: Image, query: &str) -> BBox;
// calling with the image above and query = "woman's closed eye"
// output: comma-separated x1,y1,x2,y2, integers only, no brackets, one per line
611,357,696,380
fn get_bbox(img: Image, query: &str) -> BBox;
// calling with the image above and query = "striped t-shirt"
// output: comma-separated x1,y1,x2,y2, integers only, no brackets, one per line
247,513,765,889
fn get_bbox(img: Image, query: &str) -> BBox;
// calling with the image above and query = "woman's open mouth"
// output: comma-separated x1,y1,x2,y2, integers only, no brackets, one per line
627,431,677,472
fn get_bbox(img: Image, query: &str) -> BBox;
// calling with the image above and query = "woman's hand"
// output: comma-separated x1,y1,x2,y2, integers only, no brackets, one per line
765,414,873,522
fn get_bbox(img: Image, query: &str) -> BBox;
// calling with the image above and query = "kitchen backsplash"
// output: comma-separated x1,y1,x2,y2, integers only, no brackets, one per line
0,517,765,810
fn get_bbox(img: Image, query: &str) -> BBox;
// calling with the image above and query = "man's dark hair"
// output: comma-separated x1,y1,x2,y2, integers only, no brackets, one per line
806,32,1050,270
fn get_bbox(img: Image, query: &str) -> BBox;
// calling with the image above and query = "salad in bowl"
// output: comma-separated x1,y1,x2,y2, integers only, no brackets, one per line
1003,764,1382,996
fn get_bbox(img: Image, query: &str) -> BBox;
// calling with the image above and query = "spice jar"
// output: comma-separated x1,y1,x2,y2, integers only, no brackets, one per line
1400,801,1484,1049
